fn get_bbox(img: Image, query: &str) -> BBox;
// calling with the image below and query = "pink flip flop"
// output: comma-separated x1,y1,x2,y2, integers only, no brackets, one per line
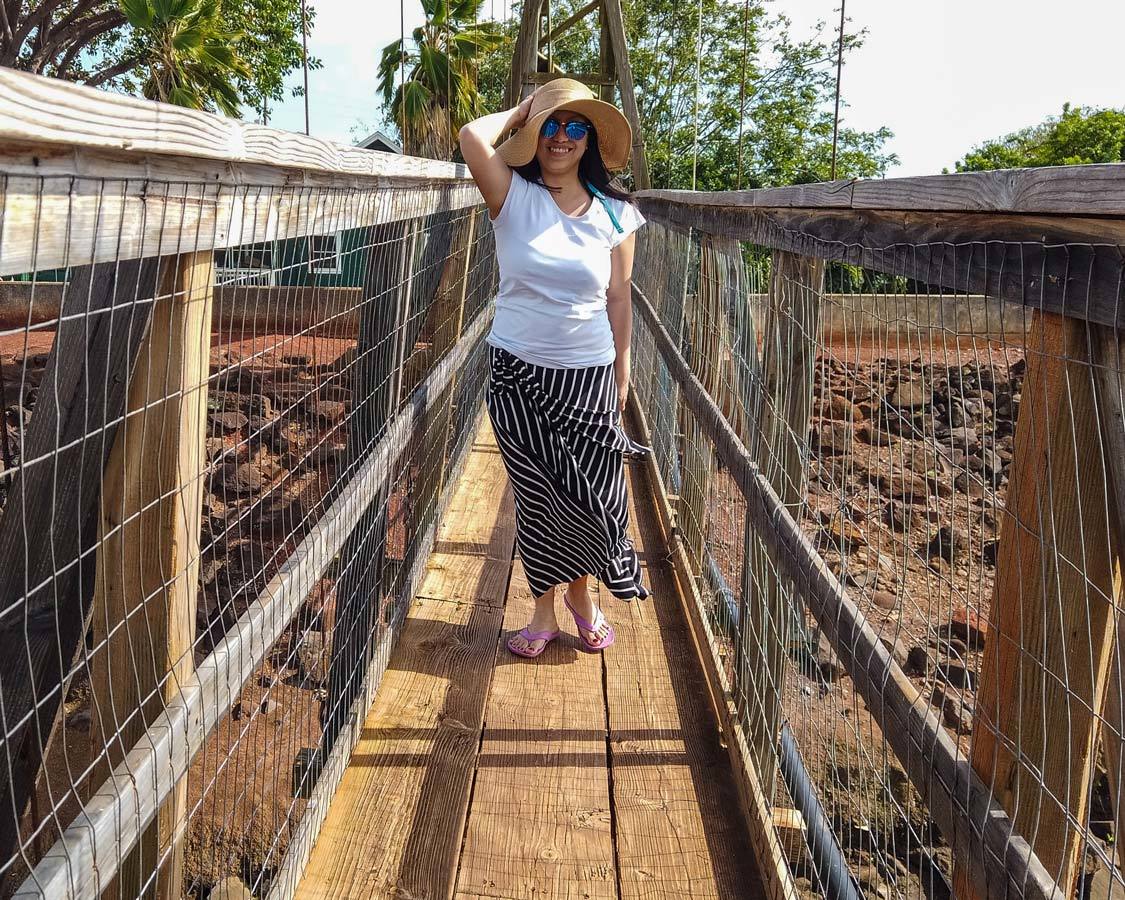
507,627,560,659
563,595,615,652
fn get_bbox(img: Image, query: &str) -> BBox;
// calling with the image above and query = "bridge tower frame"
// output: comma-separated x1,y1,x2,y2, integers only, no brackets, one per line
507,0,651,190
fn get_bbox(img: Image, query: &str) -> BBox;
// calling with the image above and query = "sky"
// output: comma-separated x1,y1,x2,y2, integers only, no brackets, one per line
265,0,1125,178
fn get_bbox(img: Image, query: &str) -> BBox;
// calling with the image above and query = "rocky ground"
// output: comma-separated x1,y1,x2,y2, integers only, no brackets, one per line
4,328,1121,898
707,342,1124,898
0,333,422,898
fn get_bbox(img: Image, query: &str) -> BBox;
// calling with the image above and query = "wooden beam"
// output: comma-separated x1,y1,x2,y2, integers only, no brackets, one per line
1094,325,1125,878
598,0,616,102
0,174,480,278
630,281,1066,900
88,250,214,898
0,258,159,869
0,68,468,181
526,70,615,86
601,0,650,189
636,162,1125,216
741,251,823,800
636,200,1125,329
507,0,544,105
956,313,1122,899
14,309,493,900
538,0,600,46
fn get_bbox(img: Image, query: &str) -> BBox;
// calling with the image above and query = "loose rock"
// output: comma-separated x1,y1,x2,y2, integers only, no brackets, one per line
938,663,977,690
890,376,931,409
943,695,974,734
872,590,898,611
927,525,967,563
906,645,930,676
948,606,988,650
209,410,248,435
308,399,346,424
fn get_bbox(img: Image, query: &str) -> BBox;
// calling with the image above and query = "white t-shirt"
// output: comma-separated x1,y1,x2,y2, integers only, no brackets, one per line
485,172,646,368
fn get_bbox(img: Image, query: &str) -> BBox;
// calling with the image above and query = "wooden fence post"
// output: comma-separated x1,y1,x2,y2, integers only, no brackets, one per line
955,312,1121,900
0,260,160,865
676,234,721,571
1092,326,1125,878
740,250,823,798
89,250,214,898
431,209,478,502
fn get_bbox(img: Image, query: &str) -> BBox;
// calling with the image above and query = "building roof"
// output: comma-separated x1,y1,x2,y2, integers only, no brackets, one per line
356,129,402,154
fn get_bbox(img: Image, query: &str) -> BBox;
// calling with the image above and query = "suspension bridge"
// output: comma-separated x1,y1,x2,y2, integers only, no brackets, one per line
0,2,1124,899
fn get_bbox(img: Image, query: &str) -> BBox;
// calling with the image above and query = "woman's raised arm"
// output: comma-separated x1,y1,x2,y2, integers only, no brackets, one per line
458,94,534,218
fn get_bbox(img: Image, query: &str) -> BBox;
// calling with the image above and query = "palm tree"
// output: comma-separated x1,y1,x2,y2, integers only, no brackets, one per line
119,0,252,116
377,0,505,159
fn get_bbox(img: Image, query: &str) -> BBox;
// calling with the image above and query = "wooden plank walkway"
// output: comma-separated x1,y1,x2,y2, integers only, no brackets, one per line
296,419,766,900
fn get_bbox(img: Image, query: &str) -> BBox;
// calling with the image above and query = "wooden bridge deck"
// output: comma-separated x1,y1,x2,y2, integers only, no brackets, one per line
295,418,766,900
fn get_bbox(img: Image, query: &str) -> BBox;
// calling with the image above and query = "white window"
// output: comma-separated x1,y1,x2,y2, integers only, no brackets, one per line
309,234,342,275
215,243,276,285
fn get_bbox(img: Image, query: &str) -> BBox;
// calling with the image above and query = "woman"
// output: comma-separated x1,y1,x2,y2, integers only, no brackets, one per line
458,78,648,659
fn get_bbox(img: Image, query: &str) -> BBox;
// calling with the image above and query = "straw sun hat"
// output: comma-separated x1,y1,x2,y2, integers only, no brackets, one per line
496,78,633,171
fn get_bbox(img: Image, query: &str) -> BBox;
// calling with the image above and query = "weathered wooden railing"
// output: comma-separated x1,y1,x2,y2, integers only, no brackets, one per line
0,68,495,899
629,171,1125,900
4,62,1125,900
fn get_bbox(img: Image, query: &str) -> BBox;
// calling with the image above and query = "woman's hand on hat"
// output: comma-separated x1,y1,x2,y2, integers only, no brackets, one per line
509,93,535,129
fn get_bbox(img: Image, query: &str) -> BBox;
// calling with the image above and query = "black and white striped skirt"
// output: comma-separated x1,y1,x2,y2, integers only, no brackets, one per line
485,345,650,601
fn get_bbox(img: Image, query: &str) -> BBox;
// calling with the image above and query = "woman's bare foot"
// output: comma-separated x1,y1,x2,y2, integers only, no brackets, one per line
564,582,612,645
509,596,561,655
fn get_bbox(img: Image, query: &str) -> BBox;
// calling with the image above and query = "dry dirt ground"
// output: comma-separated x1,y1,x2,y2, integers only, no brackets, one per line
706,340,1121,899
2,330,1118,899
0,331,422,898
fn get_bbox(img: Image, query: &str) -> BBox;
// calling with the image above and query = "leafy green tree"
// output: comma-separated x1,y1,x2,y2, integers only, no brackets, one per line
475,0,896,190
378,0,505,159
119,0,250,114
952,104,1125,172
0,0,318,117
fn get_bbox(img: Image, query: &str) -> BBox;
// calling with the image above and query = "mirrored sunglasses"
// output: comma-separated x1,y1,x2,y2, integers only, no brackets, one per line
541,117,591,141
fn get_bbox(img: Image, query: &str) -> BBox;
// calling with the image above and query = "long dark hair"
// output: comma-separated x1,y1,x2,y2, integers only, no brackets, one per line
514,125,634,203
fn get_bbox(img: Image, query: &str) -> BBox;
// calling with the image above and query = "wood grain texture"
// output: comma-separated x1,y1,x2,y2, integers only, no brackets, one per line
0,67,468,181
637,163,1125,215
0,257,159,867
14,317,493,900
636,200,1125,329
604,459,766,899
627,399,796,900
630,280,1065,900
957,313,1122,900
0,174,481,278
1092,326,1125,878
454,564,616,900
88,251,214,898
506,0,544,106
296,424,516,900
743,252,824,798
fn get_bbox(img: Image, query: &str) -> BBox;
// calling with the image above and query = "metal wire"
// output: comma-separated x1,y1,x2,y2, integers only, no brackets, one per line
630,217,1125,900
0,170,495,898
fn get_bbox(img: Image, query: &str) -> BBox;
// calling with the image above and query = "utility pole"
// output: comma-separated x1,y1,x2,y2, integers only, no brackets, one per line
301,0,310,135
830,0,846,181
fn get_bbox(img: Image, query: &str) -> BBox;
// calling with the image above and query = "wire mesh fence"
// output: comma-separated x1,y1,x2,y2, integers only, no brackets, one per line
630,214,1125,900
0,166,495,898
